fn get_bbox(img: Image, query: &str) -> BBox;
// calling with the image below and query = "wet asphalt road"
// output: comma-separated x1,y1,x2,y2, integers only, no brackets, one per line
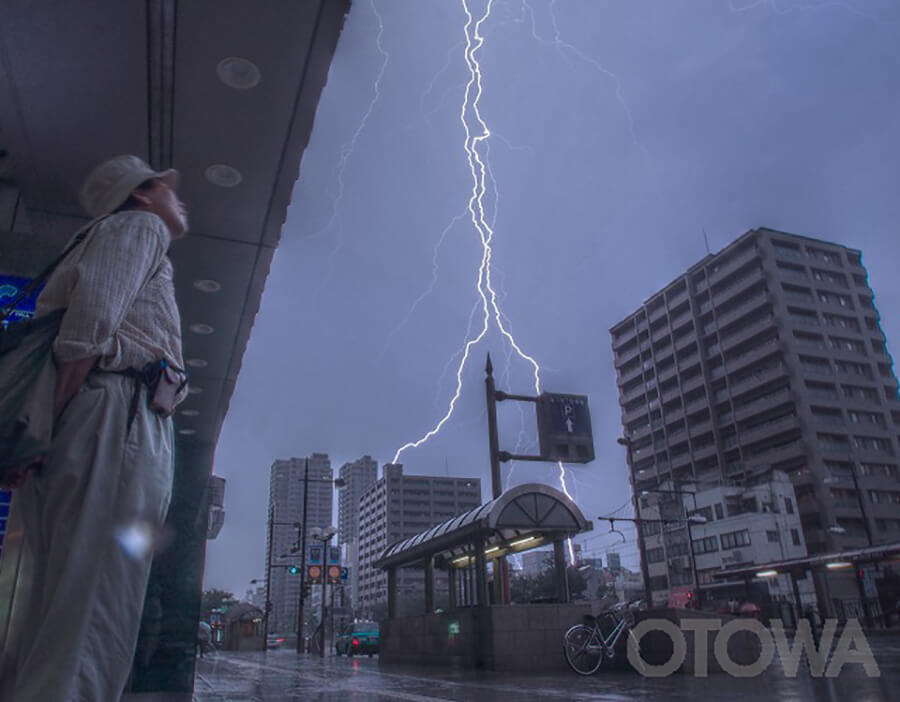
194,635,900,702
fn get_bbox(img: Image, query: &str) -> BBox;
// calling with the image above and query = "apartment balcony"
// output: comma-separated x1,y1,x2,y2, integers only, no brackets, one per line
739,414,801,444
614,345,641,369
729,363,789,395
811,273,851,294
622,381,648,403
709,247,761,285
660,385,681,405
711,266,766,308
684,394,710,414
663,402,686,423
778,268,811,284
720,316,778,354
830,498,863,513
630,419,653,439
678,372,703,395
744,439,806,470
692,443,718,462
715,293,770,330
674,332,698,353
725,338,780,376
623,402,652,423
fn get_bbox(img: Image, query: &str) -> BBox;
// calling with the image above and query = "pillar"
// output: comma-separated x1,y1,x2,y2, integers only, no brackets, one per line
474,540,489,606
387,567,397,619
553,539,569,604
449,567,457,609
425,556,435,614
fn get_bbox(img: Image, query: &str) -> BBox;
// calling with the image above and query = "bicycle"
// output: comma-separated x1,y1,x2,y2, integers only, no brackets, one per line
563,600,644,675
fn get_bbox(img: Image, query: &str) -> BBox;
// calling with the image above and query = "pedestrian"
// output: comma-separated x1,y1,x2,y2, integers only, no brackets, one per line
0,155,189,701
197,620,213,658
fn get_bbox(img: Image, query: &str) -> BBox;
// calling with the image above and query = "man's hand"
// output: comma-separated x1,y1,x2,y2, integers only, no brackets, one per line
54,356,100,420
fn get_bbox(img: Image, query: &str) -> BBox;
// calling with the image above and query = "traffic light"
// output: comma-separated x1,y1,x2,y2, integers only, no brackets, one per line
288,565,300,575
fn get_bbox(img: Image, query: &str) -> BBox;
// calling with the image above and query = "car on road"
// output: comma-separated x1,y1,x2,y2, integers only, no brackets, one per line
266,635,286,650
335,621,379,657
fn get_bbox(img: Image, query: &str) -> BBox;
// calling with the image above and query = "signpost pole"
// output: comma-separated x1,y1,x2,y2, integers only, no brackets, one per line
485,354,502,499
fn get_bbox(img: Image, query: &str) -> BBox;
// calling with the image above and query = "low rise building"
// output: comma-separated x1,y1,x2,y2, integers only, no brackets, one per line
641,472,816,609
357,464,481,617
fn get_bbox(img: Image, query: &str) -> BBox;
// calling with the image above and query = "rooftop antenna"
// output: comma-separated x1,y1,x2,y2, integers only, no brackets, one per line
444,457,450,476
702,228,711,255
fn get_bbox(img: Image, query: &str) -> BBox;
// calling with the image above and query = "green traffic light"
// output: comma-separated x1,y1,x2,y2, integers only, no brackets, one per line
288,565,300,575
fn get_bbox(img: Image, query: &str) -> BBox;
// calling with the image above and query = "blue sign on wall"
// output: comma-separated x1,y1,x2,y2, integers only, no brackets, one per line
0,274,42,324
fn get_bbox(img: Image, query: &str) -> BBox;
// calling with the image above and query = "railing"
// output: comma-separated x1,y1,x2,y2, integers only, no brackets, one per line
790,315,822,328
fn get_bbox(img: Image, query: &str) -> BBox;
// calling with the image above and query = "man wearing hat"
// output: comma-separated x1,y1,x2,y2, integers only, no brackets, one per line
3,155,188,701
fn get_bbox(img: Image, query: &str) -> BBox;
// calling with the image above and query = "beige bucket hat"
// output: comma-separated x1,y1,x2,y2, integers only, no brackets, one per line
79,155,178,218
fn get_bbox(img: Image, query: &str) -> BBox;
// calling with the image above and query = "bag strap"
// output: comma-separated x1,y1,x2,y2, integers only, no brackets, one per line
0,215,109,322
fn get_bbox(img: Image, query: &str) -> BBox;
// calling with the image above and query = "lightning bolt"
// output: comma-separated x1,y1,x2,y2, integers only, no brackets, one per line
390,0,576,561
308,0,390,299
727,0,884,24
521,0,655,183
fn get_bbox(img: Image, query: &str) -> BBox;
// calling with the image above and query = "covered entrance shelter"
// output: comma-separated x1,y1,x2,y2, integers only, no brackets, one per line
374,483,593,671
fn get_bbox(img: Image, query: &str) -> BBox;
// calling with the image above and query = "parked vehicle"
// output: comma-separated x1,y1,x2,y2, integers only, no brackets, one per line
266,634,286,650
335,621,379,657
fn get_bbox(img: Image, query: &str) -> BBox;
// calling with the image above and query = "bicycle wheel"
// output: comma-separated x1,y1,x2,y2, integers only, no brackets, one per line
563,625,605,675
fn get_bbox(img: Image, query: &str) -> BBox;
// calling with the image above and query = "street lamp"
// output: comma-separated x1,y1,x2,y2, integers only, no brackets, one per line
618,435,653,608
309,525,338,658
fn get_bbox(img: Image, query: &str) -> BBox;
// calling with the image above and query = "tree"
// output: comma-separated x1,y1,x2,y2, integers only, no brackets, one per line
201,588,238,621
510,563,587,603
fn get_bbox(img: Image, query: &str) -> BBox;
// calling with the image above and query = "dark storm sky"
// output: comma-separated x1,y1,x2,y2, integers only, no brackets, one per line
204,0,900,595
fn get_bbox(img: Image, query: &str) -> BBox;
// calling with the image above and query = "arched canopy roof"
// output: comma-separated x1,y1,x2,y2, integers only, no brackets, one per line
374,483,592,571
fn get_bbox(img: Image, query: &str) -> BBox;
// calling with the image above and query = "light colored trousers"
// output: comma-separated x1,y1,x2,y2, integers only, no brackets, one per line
1,372,173,701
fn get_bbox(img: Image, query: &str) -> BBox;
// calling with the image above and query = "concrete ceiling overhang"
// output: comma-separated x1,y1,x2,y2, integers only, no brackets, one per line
0,0,350,448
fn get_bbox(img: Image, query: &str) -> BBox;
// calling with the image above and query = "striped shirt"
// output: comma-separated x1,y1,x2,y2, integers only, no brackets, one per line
36,211,185,386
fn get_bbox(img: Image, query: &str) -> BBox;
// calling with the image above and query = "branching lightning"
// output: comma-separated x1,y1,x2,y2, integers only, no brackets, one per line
727,0,883,23
309,0,390,301
389,0,577,560
522,0,655,183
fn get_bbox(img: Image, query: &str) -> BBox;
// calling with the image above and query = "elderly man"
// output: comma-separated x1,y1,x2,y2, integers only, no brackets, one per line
3,155,188,701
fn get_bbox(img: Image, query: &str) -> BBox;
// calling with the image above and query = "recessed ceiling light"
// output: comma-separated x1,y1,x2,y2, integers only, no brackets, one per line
193,279,222,293
205,164,242,188
181,409,200,417
189,323,214,335
217,57,261,90
188,386,203,395
179,429,197,436
186,358,208,368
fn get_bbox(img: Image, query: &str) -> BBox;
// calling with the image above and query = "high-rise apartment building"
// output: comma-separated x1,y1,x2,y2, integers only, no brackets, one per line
357,464,481,617
266,453,333,634
337,455,378,611
611,228,900,574
338,455,378,546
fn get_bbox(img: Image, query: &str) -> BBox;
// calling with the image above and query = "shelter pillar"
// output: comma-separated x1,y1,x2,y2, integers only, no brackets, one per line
425,556,435,614
387,567,397,619
474,539,489,606
449,566,457,609
553,539,569,604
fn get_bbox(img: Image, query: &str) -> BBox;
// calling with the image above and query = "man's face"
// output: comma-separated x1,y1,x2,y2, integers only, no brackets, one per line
138,179,189,239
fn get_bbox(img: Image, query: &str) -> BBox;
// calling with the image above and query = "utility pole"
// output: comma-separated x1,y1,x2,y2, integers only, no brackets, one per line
320,567,328,658
618,435,653,608
296,457,310,653
263,505,274,649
